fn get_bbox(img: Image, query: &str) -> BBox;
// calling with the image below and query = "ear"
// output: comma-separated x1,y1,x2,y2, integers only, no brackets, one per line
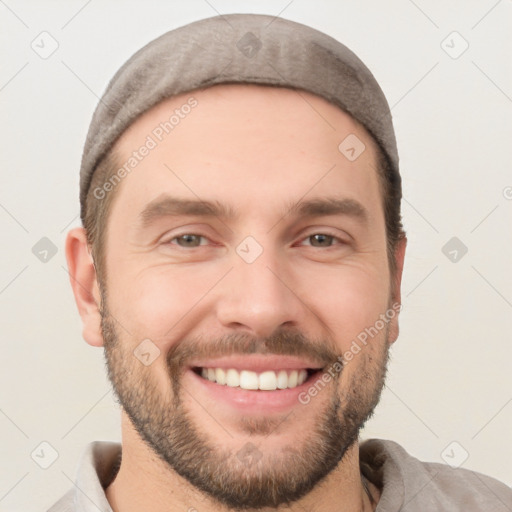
388,235,407,344
65,227,104,347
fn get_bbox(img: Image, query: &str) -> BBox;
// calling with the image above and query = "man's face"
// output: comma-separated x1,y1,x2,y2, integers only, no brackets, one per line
99,84,403,508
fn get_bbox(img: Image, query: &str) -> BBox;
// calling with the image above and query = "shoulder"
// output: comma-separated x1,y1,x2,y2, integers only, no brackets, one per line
360,438,512,511
47,441,121,512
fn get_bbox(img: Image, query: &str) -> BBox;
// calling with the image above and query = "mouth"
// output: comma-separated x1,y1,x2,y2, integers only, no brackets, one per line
184,355,327,414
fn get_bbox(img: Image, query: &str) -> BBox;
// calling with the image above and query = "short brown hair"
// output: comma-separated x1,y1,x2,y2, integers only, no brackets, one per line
82,148,121,287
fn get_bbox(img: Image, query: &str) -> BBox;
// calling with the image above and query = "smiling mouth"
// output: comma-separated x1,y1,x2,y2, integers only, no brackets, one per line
193,367,321,391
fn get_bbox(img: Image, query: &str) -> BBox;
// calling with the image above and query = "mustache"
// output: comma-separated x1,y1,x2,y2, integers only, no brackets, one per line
166,329,340,371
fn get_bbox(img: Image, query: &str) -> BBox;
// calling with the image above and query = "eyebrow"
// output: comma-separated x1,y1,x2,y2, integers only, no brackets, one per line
138,194,369,228
139,196,236,228
287,197,368,223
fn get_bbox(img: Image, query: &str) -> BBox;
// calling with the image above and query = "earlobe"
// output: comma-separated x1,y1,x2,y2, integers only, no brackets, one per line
65,227,104,347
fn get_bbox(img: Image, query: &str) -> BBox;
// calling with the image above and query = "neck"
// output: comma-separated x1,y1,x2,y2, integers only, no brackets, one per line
106,413,379,512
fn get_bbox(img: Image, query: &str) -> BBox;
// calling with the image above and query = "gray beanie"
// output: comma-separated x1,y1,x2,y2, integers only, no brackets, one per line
80,13,399,218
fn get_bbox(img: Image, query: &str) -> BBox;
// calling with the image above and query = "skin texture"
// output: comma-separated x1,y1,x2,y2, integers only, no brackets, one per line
66,84,407,512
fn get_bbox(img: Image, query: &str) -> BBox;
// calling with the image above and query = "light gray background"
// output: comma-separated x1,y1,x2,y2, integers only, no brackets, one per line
1,1,511,510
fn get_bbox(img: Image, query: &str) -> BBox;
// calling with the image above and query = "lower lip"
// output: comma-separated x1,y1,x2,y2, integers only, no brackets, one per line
185,369,319,414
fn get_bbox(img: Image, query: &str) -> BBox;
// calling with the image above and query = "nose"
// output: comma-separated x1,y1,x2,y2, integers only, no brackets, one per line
214,248,307,339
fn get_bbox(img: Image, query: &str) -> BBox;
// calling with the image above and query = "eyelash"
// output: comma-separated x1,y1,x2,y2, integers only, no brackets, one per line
166,232,347,249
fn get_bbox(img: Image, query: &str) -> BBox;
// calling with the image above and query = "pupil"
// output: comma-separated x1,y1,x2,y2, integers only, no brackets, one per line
312,234,331,246
180,235,199,246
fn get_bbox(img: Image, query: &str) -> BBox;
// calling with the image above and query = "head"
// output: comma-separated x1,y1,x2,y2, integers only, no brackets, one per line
66,14,406,510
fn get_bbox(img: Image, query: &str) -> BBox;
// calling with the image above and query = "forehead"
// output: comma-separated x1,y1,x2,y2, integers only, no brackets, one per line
111,83,383,223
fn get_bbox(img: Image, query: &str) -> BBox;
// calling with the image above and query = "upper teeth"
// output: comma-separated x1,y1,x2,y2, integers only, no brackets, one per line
200,368,308,390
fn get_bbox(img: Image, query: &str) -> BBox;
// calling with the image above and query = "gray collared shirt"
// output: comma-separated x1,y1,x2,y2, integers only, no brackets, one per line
49,438,512,511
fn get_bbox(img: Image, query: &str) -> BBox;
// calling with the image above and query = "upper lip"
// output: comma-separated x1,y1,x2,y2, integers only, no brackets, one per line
189,355,325,373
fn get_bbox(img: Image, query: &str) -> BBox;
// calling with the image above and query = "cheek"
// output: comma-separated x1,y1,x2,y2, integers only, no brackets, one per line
108,262,223,343
299,263,391,351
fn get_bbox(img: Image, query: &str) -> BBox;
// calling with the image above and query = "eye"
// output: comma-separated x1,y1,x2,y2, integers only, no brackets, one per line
169,234,209,248
300,233,343,248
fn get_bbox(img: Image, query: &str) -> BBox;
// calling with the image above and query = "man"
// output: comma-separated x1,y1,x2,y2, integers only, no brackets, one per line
52,13,511,512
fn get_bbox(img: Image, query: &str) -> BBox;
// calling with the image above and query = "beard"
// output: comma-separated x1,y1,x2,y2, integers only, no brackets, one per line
101,301,390,510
